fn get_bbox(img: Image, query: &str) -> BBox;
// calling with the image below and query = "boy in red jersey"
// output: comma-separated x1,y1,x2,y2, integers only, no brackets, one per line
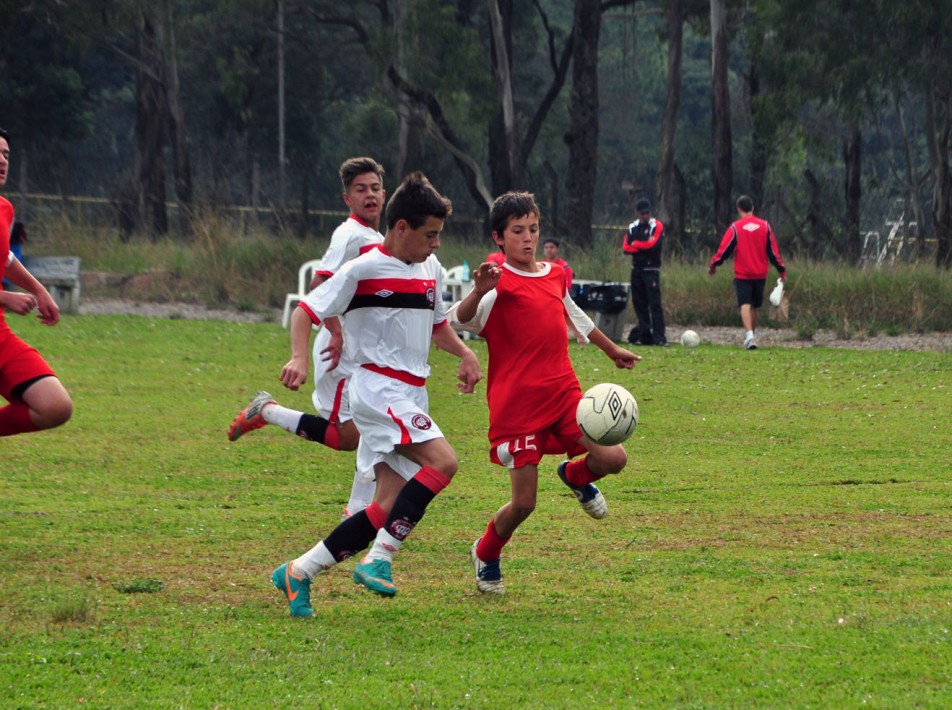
709,195,786,350
448,192,640,595
0,128,73,438
270,172,482,616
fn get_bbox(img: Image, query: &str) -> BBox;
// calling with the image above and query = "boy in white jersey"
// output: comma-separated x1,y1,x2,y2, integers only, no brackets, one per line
271,172,481,616
228,157,385,516
448,192,640,595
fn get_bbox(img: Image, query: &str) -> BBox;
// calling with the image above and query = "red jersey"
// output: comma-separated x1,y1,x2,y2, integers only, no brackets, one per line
450,262,594,443
0,197,15,331
710,214,785,280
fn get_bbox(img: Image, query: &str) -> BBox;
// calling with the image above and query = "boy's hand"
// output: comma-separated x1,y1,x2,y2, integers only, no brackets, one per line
609,345,641,369
456,349,482,394
280,355,309,391
0,291,38,316
472,262,501,293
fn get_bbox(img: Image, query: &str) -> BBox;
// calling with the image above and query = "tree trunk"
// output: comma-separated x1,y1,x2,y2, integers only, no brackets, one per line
135,10,168,237
931,94,952,268
843,120,862,264
710,0,732,233
162,0,193,235
564,0,602,250
395,1,424,176
488,0,521,191
747,62,767,210
656,0,684,248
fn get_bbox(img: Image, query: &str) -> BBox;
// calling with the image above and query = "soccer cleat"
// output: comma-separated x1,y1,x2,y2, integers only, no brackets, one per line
471,539,505,595
353,558,397,597
744,334,758,350
271,561,313,618
228,390,276,441
557,461,608,519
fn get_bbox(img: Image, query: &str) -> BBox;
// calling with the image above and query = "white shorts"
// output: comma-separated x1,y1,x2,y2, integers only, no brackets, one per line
349,366,444,482
311,327,354,423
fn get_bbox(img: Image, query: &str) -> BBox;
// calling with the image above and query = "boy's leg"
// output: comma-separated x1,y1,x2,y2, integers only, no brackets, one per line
354,439,457,596
2,376,72,435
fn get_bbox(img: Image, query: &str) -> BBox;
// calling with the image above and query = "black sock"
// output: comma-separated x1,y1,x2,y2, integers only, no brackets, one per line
382,478,438,542
323,510,378,562
296,413,330,443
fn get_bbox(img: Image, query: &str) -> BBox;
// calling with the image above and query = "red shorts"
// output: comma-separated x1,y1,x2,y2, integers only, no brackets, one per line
489,404,586,470
0,328,56,402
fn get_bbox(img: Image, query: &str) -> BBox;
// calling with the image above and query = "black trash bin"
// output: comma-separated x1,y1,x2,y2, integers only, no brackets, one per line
570,282,629,341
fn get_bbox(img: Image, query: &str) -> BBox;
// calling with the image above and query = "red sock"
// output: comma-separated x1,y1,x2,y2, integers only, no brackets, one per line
323,423,341,450
476,518,510,562
0,402,39,437
563,456,604,487
413,465,452,495
364,502,387,530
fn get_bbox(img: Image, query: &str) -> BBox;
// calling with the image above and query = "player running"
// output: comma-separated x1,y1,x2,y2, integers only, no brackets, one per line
228,157,386,516
448,191,639,595
271,172,481,616
0,127,73,439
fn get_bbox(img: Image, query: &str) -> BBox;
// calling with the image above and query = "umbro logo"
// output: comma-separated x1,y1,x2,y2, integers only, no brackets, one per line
376,289,394,297
742,224,759,232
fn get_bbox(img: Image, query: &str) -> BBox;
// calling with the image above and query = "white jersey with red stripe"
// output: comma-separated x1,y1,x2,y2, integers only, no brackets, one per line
314,215,384,279
448,261,595,444
299,245,447,381
309,216,384,419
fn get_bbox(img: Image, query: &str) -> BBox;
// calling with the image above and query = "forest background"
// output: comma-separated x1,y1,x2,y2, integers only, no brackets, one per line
1,0,950,269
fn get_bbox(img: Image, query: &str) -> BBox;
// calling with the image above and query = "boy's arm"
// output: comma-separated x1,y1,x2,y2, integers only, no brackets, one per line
279,306,315,390
2,256,59,325
587,327,641,369
432,321,482,394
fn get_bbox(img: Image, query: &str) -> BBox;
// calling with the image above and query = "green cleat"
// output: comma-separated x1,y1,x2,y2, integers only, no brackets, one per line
272,561,313,618
353,558,397,597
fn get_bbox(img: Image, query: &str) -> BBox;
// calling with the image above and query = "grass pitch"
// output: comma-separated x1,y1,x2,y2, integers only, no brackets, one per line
1,315,949,707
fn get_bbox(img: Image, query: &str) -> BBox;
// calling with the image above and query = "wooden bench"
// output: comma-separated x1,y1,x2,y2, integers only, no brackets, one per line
23,256,82,314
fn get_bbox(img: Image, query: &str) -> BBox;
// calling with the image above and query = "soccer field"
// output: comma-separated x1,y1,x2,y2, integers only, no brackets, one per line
2,315,949,707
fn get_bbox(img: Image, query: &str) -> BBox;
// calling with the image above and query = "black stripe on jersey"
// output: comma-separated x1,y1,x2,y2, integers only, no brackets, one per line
347,292,435,312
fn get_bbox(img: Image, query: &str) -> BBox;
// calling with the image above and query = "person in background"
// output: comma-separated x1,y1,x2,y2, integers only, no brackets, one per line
0,128,73,438
542,237,573,292
622,199,667,346
708,194,786,350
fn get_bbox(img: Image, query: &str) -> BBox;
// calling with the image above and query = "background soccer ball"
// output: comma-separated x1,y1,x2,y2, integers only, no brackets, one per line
681,329,700,348
576,383,639,446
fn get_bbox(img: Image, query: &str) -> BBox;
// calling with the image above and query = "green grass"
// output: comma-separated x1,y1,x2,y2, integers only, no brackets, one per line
1,315,950,707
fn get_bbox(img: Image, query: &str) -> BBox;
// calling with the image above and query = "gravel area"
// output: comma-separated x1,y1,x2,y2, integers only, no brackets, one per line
78,298,952,352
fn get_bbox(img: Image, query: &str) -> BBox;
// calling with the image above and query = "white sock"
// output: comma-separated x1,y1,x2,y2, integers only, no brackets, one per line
293,541,337,580
262,403,304,434
745,330,754,340
363,529,401,564
344,469,376,518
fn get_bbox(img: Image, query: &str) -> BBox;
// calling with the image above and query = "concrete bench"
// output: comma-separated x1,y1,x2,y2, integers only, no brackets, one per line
23,256,82,314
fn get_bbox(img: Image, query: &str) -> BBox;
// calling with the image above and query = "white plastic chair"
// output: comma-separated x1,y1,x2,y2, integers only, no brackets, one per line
282,259,324,327
442,264,475,339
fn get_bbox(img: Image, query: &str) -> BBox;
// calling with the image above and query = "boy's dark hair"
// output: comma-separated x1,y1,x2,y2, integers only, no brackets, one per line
736,195,755,213
339,157,385,191
489,191,540,237
543,238,559,248
386,171,452,230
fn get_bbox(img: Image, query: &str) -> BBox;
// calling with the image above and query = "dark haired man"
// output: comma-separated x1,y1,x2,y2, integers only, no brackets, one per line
622,198,667,346
709,195,786,350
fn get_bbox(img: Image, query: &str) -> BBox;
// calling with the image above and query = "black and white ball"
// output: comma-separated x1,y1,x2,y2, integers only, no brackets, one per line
576,383,639,446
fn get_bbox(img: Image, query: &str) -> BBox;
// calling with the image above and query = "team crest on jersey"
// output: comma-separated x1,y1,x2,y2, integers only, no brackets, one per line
376,289,394,297
426,288,436,307
411,414,433,430
742,223,760,232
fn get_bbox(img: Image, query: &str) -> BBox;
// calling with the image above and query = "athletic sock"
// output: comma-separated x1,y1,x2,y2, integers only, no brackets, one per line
0,402,39,437
262,403,303,433
476,518,510,562
363,466,452,563
295,504,384,578
563,456,604,487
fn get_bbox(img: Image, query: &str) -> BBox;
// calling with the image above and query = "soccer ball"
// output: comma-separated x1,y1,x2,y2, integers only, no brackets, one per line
576,383,639,446
681,329,700,348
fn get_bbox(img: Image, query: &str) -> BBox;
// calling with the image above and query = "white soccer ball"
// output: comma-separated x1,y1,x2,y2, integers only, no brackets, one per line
576,383,639,446
681,329,700,348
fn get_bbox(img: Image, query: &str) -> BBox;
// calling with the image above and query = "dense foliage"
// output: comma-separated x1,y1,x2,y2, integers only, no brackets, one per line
1,1,950,266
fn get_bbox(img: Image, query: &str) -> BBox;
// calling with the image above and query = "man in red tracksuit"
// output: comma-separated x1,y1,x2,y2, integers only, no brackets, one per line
709,195,786,350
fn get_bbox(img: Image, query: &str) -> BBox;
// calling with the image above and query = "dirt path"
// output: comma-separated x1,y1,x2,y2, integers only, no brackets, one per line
78,298,952,352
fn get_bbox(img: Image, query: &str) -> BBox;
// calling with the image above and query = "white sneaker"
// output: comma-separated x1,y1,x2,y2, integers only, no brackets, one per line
743,334,757,350
471,540,505,594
